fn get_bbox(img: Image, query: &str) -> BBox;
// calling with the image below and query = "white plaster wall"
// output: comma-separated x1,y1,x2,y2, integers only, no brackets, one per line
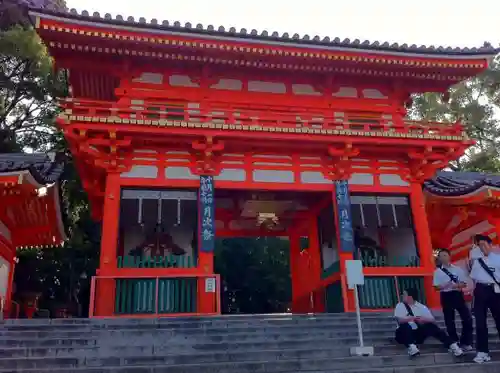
248,81,286,94
300,171,331,184
362,89,388,99
169,75,199,87
132,72,163,84
215,169,246,182
292,84,321,96
349,173,374,185
211,79,243,90
380,174,409,186
165,167,199,180
121,165,158,179
253,170,294,183
332,87,357,97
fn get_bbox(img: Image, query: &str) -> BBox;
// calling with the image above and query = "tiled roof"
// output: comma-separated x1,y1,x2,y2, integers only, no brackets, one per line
0,153,65,185
31,8,500,57
424,171,500,197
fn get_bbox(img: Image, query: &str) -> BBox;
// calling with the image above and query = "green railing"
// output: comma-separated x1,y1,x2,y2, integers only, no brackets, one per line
114,277,197,315
359,276,425,309
361,254,420,268
117,255,196,269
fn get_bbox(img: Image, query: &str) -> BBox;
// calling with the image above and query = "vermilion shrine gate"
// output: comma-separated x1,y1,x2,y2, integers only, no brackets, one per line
0,153,65,318
31,7,499,316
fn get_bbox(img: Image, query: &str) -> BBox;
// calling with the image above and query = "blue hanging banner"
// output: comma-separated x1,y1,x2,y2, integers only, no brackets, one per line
199,175,215,253
335,180,355,253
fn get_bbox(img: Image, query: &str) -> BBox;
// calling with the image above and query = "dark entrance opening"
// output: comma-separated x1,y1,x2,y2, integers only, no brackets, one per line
215,237,291,314
213,189,331,314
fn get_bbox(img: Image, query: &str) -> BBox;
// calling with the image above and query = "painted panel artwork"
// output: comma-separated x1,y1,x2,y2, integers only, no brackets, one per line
335,180,355,253
199,175,215,252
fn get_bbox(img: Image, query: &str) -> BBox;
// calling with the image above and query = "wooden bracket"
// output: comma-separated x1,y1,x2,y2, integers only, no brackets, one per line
323,143,360,180
191,136,225,176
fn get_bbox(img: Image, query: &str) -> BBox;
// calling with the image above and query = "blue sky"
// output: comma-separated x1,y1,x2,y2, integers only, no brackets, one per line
68,0,498,48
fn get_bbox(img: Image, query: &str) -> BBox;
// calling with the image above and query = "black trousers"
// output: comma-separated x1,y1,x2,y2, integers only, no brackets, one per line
473,283,500,353
440,291,473,345
395,322,453,348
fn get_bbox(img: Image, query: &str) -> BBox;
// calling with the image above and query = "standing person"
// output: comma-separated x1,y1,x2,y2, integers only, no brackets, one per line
468,234,484,272
470,234,500,363
394,288,464,358
433,249,473,351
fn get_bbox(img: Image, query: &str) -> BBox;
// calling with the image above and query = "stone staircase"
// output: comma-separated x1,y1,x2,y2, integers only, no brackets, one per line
0,313,499,372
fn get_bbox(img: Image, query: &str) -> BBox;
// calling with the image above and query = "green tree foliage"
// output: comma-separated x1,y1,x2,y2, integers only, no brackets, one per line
0,25,67,152
408,56,500,172
2,0,100,317
215,238,291,314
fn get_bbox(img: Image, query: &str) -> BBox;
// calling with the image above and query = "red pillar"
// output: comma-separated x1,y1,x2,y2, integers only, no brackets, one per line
94,173,120,317
409,182,439,309
289,231,304,313
308,217,325,313
197,251,216,314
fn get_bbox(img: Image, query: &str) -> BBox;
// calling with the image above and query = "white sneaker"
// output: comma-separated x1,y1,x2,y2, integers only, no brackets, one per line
460,344,473,352
407,344,420,357
473,352,492,363
449,343,464,357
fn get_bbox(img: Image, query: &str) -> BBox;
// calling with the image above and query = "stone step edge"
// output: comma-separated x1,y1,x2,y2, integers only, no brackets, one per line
0,320,482,333
280,360,500,373
0,364,492,373
0,322,490,336
0,343,476,360
0,348,488,367
1,335,498,350
2,313,449,326
0,330,493,343
0,314,450,329
1,313,400,321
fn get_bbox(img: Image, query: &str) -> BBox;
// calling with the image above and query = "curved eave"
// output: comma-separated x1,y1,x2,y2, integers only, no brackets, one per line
2,184,66,250
425,185,500,205
30,10,499,63
0,170,44,190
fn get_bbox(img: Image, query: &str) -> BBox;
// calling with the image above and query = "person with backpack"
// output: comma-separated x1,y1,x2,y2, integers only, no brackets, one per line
469,235,500,363
394,287,464,358
433,249,473,352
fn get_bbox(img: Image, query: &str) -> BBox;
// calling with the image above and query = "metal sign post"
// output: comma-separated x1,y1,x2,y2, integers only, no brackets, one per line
346,260,374,357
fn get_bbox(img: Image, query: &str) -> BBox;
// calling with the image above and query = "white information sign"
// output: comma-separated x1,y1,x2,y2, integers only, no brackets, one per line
205,278,216,293
345,260,364,289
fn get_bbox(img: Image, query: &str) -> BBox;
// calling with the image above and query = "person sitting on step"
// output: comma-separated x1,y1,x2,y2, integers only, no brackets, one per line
394,287,464,358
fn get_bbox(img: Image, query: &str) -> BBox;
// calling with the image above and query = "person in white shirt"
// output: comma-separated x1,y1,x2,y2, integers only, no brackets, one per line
433,249,473,351
468,235,484,273
469,235,500,364
394,287,464,358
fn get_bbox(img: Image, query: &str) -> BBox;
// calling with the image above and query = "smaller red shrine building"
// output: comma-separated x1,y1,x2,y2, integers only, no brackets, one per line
425,171,500,264
0,153,66,317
